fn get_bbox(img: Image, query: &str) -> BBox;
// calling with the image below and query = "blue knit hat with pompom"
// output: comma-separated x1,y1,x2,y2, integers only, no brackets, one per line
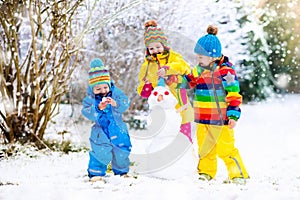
194,25,222,58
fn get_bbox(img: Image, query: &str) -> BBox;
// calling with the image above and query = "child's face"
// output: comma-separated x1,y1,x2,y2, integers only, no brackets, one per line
197,54,215,67
147,42,164,55
93,83,110,95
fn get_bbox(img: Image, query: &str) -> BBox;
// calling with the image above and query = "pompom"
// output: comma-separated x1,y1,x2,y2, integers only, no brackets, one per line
207,25,218,35
144,20,157,28
90,58,104,68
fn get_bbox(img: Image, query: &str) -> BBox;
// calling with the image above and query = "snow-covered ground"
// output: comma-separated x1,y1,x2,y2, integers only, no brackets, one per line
0,94,300,200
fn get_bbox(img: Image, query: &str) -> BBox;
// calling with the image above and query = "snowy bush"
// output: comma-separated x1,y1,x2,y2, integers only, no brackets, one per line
0,1,86,145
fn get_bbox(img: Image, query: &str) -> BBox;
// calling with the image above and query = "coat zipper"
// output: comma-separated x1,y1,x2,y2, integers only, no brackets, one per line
211,71,224,126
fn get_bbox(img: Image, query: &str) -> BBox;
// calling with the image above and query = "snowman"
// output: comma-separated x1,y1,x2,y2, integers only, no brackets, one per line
146,85,197,179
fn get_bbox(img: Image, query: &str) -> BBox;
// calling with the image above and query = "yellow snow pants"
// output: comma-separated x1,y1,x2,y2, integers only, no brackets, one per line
196,124,249,179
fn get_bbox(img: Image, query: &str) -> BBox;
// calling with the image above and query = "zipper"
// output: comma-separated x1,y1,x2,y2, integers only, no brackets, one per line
211,71,224,125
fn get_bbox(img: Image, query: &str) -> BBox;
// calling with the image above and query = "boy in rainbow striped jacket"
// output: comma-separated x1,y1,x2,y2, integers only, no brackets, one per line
185,25,249,184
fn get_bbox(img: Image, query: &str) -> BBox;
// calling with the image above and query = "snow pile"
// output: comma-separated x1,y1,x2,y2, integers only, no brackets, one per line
0,94,300,200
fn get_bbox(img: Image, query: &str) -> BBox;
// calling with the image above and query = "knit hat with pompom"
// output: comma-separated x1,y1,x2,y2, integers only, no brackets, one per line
144,20,168,48
194,25,222,58
88,58,111,88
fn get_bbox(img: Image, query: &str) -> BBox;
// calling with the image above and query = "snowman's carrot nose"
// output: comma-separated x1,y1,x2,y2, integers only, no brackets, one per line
157,94,164,102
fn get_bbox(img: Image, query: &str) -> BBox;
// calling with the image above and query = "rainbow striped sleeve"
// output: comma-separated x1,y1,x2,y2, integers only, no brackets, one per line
220,66,242,120
192,65,203,77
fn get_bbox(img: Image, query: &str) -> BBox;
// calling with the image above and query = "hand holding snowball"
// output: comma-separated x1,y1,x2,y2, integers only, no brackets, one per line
98,97,117,110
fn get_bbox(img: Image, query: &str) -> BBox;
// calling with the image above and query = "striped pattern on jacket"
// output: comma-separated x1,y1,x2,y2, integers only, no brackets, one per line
185,56,242,125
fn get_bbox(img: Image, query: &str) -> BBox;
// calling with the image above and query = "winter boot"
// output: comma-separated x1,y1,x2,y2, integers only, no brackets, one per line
198,173,212,181
223,177,247,185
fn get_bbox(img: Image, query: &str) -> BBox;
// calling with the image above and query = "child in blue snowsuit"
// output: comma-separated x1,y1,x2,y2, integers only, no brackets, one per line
81,58,132,181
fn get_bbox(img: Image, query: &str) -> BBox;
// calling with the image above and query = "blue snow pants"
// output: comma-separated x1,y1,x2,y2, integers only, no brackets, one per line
87,123,131,177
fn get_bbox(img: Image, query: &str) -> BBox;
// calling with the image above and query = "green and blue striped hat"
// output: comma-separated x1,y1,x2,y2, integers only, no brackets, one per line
88,58,111,88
